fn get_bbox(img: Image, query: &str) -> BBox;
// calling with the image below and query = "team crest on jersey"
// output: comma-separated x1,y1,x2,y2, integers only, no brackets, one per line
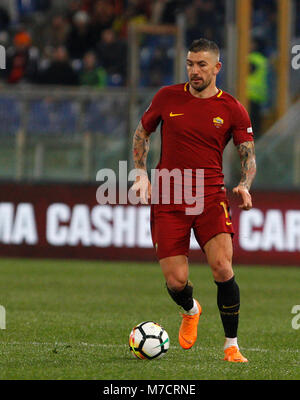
213,116,224,128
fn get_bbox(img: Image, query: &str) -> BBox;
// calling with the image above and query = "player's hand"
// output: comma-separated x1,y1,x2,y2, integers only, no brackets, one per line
131,173,151,204
232,185,252,210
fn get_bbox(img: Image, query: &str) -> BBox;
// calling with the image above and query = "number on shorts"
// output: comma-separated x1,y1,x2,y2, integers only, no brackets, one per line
220,202,232,226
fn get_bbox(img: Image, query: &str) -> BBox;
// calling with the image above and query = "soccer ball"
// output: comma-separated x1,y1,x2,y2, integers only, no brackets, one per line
129,321,169,360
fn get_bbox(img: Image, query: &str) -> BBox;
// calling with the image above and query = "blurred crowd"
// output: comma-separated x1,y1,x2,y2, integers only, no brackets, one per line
0,0,299,88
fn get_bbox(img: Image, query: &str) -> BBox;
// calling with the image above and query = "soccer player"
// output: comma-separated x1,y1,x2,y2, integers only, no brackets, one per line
132,39,256,362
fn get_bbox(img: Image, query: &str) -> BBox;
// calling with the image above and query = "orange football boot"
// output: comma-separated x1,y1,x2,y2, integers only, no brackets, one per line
223,346,248,362
178,300,202,349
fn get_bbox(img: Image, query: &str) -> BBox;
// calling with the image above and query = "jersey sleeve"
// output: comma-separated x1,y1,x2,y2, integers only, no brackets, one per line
141,87,166,133
231,101,254,146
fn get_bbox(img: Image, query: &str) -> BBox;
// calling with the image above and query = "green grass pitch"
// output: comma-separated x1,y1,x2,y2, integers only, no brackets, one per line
0,258,299,380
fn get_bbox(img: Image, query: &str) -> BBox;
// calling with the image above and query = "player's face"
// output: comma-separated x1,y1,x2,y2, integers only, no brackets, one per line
186,51,222,92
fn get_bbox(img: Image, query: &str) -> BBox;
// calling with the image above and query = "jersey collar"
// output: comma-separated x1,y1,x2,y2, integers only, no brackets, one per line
184,82,223,99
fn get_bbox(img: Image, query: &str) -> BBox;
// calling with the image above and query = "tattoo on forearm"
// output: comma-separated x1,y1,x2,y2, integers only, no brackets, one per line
132,122,150,170
237,141,257,190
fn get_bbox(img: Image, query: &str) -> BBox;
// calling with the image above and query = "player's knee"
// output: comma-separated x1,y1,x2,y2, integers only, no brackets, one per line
210,256,233,281
166,275,187,292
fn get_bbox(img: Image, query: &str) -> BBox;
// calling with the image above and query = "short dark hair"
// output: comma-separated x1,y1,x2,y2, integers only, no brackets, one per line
188,38,220,58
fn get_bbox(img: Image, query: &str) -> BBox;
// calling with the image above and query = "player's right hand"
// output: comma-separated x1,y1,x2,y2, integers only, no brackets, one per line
131,173,151,204
232,185,252,210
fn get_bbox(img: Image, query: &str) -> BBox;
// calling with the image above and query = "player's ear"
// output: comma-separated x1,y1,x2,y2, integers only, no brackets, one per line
214,61,222,75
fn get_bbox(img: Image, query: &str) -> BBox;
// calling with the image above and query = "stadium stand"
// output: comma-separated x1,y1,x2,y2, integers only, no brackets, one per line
0,0,295,88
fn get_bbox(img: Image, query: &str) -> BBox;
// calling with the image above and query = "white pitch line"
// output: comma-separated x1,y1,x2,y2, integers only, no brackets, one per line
0,341,123,348
0,341,298,353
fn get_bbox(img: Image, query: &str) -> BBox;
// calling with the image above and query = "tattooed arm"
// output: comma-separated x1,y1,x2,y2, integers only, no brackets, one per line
237,141,257,190
233,141,257,210
132,121,151,171
131,121,151,204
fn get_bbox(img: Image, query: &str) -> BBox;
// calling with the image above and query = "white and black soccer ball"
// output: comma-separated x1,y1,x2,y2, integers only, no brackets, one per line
129,321,169,360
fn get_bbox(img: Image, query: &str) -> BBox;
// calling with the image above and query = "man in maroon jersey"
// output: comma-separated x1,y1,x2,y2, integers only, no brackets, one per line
132,39,256,362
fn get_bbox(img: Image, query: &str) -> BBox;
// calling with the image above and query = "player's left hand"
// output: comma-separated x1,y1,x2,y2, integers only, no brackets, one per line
131,173,151,205
232,185,252,210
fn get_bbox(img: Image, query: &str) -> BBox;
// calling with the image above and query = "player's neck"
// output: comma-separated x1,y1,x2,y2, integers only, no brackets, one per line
188,84,219,99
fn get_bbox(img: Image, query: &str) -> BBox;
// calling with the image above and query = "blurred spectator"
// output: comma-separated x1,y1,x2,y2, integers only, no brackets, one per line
187,0,224,47
150,0,167,24
17,0,51,16
114,0,148,38
65,0,83,19
184,4,204,46
96,29,127,85
42,13,71,50
0,6,10,31
79,51,107,87
151,0,186,24
247,38,268,138
5,30,39,84
38,46,78,85
66,10,93,60
90,0,116,47
252,0,277,56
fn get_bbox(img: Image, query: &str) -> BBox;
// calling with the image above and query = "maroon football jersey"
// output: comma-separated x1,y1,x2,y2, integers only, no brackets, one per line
141,82,254,198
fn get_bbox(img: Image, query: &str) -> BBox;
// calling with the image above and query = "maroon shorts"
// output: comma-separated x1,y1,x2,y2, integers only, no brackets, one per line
150,192,234,260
